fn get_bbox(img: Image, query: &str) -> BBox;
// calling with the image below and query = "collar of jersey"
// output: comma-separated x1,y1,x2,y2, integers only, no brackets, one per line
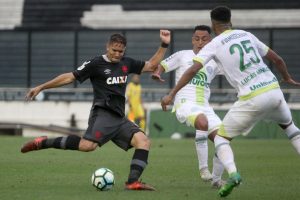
221,30,233,35
102,54,112,62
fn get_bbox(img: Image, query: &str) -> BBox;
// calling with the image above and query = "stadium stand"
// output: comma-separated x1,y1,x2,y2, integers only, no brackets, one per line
13,0,300,30
0,0,23,29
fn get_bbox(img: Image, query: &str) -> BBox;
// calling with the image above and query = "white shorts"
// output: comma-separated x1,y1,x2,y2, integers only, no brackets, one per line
219,88,292,138
174,101,221,133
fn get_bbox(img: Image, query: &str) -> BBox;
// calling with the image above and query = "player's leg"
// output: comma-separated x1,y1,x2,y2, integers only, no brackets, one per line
194,114,212,181
208,130,225,188
215,99,261,197
20,134,97,153
21,106,112,153
205,109,225,188
266,90,300,154
112,119,154,190
280,121,300,154
215,133,241,197
127,131,155,190
211,154,226,188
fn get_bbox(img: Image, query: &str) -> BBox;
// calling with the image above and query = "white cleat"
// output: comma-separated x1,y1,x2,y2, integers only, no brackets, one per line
211,179,226,189
200,168,213,182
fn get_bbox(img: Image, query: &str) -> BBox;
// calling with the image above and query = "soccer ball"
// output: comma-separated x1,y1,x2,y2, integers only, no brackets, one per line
91,168,115,191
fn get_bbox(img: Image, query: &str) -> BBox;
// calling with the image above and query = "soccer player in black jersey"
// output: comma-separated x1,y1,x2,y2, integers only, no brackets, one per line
21,30,171,191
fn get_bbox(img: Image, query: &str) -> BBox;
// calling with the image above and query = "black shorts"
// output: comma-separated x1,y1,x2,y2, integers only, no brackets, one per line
83,106,143,151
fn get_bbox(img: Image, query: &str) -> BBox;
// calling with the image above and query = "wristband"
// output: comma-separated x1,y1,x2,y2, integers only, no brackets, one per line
161,42,169,48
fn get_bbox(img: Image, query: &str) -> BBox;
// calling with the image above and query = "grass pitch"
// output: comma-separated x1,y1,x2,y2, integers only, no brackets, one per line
1,136,300,200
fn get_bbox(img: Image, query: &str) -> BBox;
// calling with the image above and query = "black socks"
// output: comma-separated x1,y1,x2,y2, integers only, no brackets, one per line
41,135,81,150
127,149,149,183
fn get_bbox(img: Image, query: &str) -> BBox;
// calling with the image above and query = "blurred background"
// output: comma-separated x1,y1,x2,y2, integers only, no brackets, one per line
0,0,300,138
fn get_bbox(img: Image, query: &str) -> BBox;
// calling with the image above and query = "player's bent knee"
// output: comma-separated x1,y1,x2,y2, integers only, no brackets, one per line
195,114,208,131
131,132,151,150
79,139,98,152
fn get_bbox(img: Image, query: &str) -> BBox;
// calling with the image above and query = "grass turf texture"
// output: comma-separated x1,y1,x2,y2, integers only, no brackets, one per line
1,136,300,200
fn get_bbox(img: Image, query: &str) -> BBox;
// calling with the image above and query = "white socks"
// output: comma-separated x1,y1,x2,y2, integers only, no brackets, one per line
284,122,300,154
195,130,209,170
212,154,224,182
214,135,237,175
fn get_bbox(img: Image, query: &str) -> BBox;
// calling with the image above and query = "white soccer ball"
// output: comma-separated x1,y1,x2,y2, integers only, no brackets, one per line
91,168,115,191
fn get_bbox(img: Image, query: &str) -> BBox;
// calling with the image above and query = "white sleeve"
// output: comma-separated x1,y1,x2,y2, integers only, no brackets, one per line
206,60,223,78
214,64,223,76
160,51,182,72
248,32,269,57
193,41,216,66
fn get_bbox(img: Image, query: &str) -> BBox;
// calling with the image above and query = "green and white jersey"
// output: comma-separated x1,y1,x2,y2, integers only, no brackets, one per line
160,50,221,106
194,29,279,100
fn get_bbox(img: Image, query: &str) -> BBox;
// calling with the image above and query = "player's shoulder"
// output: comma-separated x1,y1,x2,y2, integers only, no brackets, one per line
85,55,104,65
165,50,193,61
77,56,102,70
177,49,193,54
172,49,193,56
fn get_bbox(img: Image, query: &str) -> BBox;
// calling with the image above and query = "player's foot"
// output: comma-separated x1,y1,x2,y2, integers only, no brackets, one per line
21,136,47,153
200,167,213,182
211,179,226,189
218,172,242,197
125,181,156,191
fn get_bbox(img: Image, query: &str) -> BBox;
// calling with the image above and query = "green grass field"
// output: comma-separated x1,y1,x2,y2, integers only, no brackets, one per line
1,136,300,200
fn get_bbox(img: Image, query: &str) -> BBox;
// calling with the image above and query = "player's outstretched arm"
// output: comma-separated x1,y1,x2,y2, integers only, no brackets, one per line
25,72,76,100
265,49,300,86
142,30,171,72
151,64,166,82
160,61,203,111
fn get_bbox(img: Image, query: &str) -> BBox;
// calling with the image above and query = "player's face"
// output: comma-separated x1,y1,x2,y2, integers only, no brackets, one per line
192,30,211,53
106,42,126,63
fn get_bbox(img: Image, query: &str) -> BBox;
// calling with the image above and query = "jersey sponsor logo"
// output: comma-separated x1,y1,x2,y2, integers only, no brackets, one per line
104,69,111,75
249,77,277,91
77,61,91,70
189,71,210,88
106,76,128,85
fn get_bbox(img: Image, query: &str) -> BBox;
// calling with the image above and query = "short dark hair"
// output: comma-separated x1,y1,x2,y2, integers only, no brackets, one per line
194,25,211,34
210,6,231,23
109,33,127,46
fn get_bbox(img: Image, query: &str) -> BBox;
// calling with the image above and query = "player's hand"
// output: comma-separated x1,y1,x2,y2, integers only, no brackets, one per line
161,94,173,111
281,77,300,86
151,73,165,82
25,86,42,101
160,30,171,45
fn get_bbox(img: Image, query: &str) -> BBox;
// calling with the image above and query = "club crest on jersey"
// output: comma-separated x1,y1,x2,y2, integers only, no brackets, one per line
106,76,128,85
121,65,128,73
189,71,210,88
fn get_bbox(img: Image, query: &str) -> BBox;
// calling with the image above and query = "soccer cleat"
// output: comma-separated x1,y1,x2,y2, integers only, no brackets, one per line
218,172,242,197
200,167,213,182
211,179,226,189
125,181,156,191
20,136,47,153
